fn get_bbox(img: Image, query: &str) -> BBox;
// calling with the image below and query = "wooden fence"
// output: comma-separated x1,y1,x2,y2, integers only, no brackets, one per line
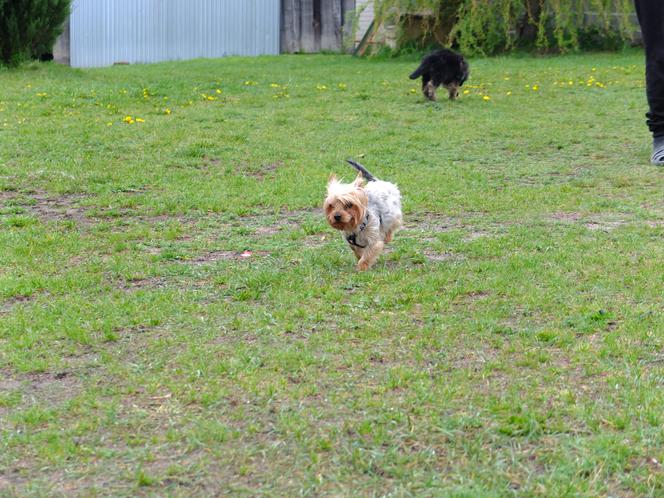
281,0,357,52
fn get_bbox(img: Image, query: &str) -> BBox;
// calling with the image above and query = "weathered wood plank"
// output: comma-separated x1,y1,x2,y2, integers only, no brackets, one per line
321,0,341,50
341,0,356,51
300,0,317,52
280,0,301,53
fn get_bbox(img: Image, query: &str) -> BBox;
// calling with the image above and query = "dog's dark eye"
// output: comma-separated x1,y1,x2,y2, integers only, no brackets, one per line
344,202,353,209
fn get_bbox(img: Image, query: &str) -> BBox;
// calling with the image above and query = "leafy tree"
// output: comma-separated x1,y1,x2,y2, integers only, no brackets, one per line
353,0,635,55
0,0,71,66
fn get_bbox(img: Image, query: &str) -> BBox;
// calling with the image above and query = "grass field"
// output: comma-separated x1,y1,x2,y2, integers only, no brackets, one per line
0,50,663,496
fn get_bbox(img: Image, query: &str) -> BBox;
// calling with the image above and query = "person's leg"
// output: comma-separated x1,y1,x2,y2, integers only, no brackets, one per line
634,0,664,164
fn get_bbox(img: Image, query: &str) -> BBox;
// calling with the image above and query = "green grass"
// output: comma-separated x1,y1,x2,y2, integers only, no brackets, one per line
0,50,663,496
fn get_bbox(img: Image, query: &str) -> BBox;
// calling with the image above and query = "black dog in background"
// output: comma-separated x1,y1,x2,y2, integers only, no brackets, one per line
409,49,469,102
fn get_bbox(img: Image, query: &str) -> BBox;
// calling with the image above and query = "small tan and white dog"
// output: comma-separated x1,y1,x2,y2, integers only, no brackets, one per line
323,160,402,271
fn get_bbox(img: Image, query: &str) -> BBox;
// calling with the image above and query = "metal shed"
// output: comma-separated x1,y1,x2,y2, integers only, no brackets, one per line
56,0,280,68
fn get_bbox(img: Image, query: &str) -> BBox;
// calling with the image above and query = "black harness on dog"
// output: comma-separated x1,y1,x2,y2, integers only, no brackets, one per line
346,214,370,248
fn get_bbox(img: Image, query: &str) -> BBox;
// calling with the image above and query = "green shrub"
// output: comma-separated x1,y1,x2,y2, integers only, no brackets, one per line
0,0,71,66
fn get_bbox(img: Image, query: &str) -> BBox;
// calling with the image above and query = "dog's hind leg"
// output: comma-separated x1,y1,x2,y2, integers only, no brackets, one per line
422,78,436,101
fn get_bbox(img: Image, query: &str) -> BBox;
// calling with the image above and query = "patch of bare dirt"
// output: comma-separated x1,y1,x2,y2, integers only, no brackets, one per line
239,208,319,223
406,212,508,243
302,233,329,248
119,276,169,291
0,295,36,314
462,231,489,242
549,212,583,222
584,219,628,231
254,225,282,236
25,191,92,225
0,190,17,202
187,251,238,263
548,212,639,231
0,370,84,413
113,324,155,336
406,212,463,232
63,349,102,370
1,189,199,229
234,160,284,180
183,250,269,264
453,290,491,303
423,250,461,262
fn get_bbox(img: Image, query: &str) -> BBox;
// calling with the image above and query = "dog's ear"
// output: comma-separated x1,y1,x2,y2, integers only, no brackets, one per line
352,185,368,208
352,175,365,188
327,174,339,190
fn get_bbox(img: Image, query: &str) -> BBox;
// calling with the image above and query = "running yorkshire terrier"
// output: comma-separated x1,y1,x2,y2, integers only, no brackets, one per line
323,160,402,271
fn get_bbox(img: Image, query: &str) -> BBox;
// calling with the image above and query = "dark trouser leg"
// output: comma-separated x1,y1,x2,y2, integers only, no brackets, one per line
635,0,664,137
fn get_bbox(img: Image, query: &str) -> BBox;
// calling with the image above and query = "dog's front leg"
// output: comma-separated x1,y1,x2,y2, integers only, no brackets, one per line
357,241,384,271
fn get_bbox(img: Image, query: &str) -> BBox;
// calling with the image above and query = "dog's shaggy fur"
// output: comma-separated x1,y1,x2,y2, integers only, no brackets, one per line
323,160,402,271
409,48,469,101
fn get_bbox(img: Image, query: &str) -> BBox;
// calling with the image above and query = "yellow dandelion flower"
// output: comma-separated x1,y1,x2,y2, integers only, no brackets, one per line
164,108,172,115
506,91,512,96
483,95,491,101
136,117,145,123
532,85,539,91
123,116,134,124
463,89,470,95
568,81,573,85
316,84,328,91
270,83,281,88
36,92,48,97
244,80,258,86
338,83,347,89
215,89,222,94
106,122,113,126
409,88,418,94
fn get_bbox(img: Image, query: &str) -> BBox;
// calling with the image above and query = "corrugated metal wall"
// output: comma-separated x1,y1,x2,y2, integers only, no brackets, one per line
69,0,280,68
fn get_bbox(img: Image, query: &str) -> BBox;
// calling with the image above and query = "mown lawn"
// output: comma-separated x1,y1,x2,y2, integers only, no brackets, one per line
0,50,663,496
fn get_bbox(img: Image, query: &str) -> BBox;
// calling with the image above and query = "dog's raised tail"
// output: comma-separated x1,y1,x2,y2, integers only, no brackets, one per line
409,64,424,80
346,159,377,182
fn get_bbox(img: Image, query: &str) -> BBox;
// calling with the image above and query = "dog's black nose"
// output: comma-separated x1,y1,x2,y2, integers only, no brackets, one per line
334,214,342,222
